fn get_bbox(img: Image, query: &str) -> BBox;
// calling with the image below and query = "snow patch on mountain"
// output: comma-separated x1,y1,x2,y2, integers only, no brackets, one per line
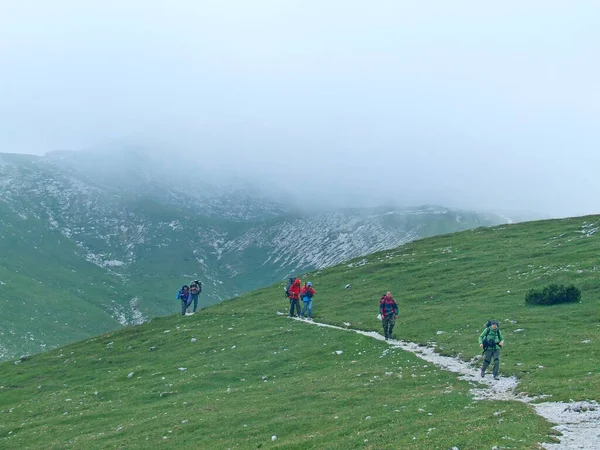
110,297,146,326
222,214,421,270
86,253,127,268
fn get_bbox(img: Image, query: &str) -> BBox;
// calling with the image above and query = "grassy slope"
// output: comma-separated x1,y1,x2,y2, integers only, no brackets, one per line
0,202,126,357
1,215,598,449
313,215,600,400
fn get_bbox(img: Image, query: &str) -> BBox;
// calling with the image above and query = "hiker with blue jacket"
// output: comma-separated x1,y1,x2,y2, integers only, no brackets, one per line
379,291,399,340
177,285,192,316
300,281,315,320
479,320,505,380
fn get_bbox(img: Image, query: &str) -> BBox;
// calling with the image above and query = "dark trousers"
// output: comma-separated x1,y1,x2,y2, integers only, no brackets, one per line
382,315,396,338
481,349,500,376
289,299,301,317
181,299,191,316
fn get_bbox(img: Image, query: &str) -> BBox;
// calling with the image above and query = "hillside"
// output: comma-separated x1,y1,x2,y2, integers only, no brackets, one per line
0,215,598,449
0,149,507,361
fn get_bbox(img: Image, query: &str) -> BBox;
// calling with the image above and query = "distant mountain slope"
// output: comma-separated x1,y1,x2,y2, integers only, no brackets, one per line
0,149,509,360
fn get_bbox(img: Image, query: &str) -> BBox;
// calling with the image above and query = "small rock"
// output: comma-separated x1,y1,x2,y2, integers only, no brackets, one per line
191,338,197,343
581,340,592,344
231,346,236,349
149,347,157,352
271,435,277,441
436,331,445,335
335,350,343,355
127,372,134,378
365,416,371,420
178,367,187,372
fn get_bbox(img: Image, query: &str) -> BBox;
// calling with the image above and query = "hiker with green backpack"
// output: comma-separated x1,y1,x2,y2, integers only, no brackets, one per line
478,320,505,380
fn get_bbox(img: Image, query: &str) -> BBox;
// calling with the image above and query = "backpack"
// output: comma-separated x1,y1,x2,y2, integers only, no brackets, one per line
482,321,500,349
285,277,295,298
190,280,202,294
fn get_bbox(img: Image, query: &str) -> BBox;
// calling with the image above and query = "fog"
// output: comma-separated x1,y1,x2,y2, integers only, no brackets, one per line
1,1,599,218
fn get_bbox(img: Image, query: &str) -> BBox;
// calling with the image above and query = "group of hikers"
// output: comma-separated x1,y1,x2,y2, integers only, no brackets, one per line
176,280,202,316
284,285,505,380
177,277,505,380
377,291,505,380
285,277,316,319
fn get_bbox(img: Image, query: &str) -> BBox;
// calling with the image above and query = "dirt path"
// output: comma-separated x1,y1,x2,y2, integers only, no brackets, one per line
287,316,600,449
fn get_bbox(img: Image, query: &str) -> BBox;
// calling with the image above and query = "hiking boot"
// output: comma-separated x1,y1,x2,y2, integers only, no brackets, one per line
493,376,500,381
480,369,485,378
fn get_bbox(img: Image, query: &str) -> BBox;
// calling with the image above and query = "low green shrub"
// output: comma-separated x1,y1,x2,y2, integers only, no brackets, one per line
525,283,581,306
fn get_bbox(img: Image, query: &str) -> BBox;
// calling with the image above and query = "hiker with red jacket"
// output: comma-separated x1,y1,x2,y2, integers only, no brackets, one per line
300,281,315,320
289,278,302,317
379,291,399,340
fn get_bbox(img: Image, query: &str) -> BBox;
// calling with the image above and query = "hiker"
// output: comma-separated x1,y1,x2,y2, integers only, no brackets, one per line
189,280,202,313
300,281,315,319
288,278,301,317
284,277,296,299
379,291,398,340
176,285,191,316
479,320,505,380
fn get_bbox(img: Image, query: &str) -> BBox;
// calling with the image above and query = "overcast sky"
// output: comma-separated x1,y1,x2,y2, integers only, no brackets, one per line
1,1,599,218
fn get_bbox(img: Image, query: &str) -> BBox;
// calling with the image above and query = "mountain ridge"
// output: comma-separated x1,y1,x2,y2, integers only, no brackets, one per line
0,149,511,360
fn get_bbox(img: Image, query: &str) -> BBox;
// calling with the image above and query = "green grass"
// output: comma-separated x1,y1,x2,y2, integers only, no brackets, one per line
307,216,600,400
0,304,551,449
1,215,599,448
